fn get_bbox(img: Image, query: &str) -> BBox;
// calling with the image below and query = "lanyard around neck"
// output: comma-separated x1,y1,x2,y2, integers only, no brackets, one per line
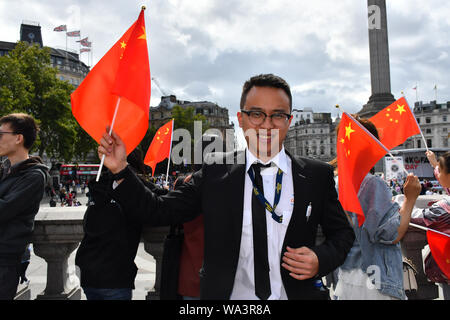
248,166,284,223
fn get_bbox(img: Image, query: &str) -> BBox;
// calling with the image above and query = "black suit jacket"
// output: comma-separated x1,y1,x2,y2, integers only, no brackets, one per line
111,150,355,300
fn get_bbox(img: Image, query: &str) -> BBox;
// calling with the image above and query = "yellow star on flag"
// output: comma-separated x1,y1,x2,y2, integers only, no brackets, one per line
120,41,127,49
395,104,406,115
345,123,355,140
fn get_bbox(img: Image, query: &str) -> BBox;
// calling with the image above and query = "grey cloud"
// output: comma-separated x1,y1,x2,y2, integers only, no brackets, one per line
2,0,449,118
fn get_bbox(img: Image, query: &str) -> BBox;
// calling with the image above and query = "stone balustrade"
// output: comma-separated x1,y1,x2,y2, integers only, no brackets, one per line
18,194,442,300
23,206,168,300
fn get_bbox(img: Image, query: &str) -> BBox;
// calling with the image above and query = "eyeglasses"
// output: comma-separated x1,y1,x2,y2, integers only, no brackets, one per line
0,131,18,138
241,110,292,126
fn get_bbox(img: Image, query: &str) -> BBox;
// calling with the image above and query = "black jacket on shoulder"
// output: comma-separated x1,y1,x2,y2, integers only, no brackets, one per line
0,157,49,265
75,170,168,289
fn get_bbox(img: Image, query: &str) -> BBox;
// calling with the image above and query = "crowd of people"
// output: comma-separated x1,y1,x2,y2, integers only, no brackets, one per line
1,74,449,301
387,176,445,197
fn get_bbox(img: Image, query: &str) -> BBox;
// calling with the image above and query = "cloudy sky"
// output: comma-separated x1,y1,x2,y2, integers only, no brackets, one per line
1,0,449,123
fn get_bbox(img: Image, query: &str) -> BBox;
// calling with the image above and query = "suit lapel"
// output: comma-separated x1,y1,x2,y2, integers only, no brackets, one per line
226,151,246,244
284,151,311,245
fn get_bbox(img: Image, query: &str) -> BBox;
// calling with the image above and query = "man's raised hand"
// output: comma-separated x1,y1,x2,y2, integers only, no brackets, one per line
97,126,128,174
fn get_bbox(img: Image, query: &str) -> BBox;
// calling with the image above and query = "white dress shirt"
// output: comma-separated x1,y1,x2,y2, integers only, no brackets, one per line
230,146,294,300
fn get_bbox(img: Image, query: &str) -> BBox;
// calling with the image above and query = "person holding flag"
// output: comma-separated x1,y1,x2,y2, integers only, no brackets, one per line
410,151,450,300
333,114,421,300
97,73,355,300
426,150,450,196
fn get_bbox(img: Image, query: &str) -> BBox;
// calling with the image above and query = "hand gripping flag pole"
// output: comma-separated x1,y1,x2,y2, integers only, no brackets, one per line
96,96,121,182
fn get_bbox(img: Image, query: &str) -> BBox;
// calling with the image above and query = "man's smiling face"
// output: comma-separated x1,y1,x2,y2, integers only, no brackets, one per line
238,86,292,160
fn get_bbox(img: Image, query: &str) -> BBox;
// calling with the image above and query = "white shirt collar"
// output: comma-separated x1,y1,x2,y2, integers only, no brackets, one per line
245,146,289,174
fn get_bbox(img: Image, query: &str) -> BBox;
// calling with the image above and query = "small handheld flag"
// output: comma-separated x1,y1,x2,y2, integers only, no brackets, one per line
369,97,421,151
71,8,150,181
337,113,388,226
144,119,174,177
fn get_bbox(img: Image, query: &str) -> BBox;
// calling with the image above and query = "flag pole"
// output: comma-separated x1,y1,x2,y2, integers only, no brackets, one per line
164,119,175,187
409,223,450,238
65,32,68,66
415,83,418,102
96,96,121,182
404,97,429,152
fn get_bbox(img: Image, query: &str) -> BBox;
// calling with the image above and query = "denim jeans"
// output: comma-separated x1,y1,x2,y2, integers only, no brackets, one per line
82,287,132,300
0,265,20,300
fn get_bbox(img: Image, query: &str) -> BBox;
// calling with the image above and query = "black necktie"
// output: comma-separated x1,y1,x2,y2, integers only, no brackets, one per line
251,163,271,300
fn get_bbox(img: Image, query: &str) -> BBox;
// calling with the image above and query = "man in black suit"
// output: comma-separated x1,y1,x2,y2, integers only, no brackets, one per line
98,74,355,300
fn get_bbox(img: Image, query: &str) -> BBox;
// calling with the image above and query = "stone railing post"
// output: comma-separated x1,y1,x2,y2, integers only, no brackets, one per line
142,226,170,300
32,207,84,300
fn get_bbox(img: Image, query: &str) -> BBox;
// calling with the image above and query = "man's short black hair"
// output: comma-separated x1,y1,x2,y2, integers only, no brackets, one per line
0,113,39,150
240,74,292,111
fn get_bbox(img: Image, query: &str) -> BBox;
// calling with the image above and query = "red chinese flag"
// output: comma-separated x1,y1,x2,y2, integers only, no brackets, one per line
369,97,421,150
71,8,150,155
427,230,450,279
337,113,388,226
144,119,174,175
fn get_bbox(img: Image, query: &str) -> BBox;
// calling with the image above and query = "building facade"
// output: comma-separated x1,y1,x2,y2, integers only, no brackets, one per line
0,21,89,88
290,108,314,127
150,95,234,142
400,100,450,150
285,111,337,162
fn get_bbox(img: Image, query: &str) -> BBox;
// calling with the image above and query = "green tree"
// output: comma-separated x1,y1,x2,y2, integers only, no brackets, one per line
0,55,33,115
0,41,96,162
171,105,208,133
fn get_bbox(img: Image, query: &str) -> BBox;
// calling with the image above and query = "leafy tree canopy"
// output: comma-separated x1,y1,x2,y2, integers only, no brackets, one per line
0,41,97,162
